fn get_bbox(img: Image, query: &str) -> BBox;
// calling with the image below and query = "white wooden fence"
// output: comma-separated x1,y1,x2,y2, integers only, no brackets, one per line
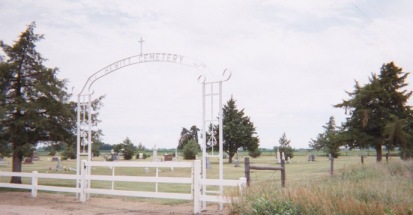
0,171,80,197
0,160,246,214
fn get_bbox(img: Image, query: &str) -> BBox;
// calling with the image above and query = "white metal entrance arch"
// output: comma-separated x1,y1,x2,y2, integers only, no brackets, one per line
76,49,230,209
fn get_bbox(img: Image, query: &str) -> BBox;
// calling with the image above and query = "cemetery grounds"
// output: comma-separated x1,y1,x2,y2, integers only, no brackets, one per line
0,151,385,214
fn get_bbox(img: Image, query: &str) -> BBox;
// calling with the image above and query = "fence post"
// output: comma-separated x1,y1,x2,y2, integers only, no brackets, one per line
80,160,86,203
330,154,334,177
155,166,159,193
31,171,38,198
193,160,201,214
111,167,115,190
244,157,250,186
361,155,364,164
280,160,285,187
239,177,247,194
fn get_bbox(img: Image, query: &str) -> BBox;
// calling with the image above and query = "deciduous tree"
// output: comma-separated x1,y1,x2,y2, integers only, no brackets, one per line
178,125,199,150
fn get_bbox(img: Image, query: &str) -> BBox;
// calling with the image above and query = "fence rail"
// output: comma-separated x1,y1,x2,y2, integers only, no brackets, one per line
244,157,285,187
0,170,80,197
0,160,246,214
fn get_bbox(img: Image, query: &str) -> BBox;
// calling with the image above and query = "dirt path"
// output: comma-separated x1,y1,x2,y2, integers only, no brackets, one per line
0,192,229,215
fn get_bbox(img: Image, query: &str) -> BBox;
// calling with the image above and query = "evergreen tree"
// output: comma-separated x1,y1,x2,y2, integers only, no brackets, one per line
182,139,200,160
220,97,260,163
0,22,74,183
309,116,341,158
335,62,412,161
178,125,200,150
384,115,412,159
114,137,136,160
276,132,294,159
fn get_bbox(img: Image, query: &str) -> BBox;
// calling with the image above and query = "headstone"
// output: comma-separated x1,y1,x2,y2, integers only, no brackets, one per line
153,145,158,162
164,154,173,161
287,156,291,163
0,157,4,165
144,167,149,173
282,152,285,161
117,152,124,160
139,153,143,159
56,158,62,172
308,154,315,162
234,152,240,167
24,157,33,164
111,153,118,161
277,150,281,163
32,151,40,161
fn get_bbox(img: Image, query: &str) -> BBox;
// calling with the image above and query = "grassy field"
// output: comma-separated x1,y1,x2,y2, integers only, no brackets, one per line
1,151,411,214
0,153,379,190
229,157,413,215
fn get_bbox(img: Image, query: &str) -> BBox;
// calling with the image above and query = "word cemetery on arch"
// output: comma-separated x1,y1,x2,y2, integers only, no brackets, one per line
105,53,185,74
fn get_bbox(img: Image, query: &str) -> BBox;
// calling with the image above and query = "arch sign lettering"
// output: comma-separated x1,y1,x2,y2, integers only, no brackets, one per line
75,43,231,210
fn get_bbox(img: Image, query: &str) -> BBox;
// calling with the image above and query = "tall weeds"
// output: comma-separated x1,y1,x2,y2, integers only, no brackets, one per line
230,160,413,215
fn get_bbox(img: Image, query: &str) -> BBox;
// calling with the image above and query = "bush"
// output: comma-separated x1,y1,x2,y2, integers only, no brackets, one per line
49,148,56,156
248,148,261,158
114,137,136,160
123,148,134,160
249,198,302,215
62,146,76,160
182,140,200,160
135,152,150,159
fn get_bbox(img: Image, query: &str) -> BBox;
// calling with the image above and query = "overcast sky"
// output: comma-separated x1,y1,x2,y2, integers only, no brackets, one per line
1,0,412,149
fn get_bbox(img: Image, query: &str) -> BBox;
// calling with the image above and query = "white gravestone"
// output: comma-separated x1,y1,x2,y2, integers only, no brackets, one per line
277,150,281,163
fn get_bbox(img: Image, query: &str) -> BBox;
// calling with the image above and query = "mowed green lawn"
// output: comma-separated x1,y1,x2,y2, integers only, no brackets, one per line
0,153,379,194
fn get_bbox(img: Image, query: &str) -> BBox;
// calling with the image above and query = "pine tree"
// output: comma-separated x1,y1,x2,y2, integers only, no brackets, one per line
335,62,412,161
219,97,259,163
114,137,136,160
0,22,74,183
276,132,294,159
309,116,341,158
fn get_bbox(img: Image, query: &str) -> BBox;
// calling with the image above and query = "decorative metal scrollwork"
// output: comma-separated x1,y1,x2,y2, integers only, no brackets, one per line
222,69,232,82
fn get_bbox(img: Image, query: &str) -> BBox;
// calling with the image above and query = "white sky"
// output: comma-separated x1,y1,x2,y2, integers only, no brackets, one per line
1,0,412,149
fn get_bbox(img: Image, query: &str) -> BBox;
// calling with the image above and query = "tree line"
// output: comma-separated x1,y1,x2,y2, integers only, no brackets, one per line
2,23,412,186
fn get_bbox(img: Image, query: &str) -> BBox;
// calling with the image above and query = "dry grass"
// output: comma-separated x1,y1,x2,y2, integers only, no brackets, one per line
230,160,413,215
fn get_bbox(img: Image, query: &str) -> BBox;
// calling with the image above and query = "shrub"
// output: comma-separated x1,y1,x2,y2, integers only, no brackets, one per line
49,148,56,156
136,152,150,159
249,198,302,215
182,140,200,160
114,137,136,160
248,148,261,158
62,146,76,160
